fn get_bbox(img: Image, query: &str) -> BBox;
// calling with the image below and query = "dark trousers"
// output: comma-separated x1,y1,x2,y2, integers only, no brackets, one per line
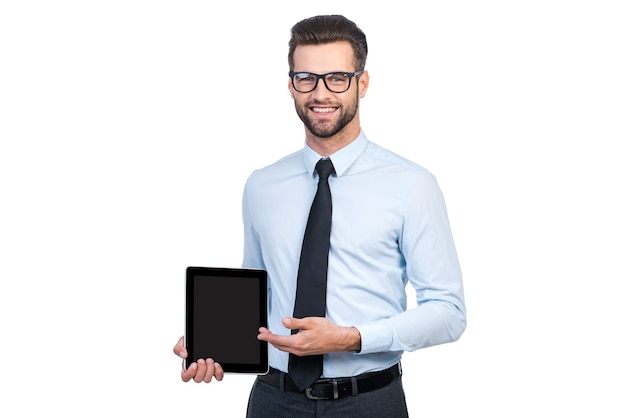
246,375,409,418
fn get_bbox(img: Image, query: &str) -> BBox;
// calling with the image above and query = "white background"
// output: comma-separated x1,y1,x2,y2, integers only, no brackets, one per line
1,1,625,417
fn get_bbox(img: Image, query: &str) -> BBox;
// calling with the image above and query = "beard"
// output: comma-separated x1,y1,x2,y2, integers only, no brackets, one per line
294,94,359,138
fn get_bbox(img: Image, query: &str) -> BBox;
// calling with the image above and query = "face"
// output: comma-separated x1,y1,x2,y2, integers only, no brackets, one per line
289,41,368,140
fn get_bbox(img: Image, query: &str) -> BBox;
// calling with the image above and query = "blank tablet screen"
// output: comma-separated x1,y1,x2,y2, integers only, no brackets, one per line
185,267,268,373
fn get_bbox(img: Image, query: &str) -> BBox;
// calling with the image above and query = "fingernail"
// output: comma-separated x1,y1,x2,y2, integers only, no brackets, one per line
178,351,185,358
190,363,197,370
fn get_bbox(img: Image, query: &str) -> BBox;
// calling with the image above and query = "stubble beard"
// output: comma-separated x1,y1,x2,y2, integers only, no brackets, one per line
294,94,359,139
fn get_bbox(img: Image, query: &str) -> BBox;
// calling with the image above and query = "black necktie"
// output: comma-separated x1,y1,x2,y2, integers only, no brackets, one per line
288,158,335,391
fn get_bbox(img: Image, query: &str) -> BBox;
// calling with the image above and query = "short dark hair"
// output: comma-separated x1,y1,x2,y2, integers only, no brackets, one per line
288,15,368,72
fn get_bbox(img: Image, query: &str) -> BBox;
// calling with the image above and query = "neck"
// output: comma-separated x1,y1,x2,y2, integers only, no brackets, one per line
305,124,361,157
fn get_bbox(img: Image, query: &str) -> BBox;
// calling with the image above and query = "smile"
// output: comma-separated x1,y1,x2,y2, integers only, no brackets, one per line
311,107,337,113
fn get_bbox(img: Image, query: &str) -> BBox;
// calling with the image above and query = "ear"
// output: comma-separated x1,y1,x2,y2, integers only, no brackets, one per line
358,70,370,99
288,79,294,97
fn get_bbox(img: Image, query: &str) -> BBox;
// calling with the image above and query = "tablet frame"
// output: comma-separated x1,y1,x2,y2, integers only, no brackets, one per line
185,266,268,374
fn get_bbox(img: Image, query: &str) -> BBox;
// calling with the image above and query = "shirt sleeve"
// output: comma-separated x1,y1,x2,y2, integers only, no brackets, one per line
241,175,265,270
357,170,466,354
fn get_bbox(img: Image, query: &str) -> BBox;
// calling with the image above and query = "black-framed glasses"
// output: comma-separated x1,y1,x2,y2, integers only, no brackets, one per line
289,71,363,93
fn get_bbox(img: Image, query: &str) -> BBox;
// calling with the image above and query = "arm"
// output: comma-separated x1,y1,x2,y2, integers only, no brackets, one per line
358,171,466,354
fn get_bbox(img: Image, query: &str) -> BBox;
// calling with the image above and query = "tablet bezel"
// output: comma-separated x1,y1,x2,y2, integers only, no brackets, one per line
185,266,268,374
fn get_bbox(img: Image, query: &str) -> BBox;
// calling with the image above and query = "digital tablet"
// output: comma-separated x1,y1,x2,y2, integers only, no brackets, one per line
185,266,268,373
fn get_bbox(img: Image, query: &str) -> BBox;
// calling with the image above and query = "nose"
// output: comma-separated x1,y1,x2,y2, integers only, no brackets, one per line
311,76,333,98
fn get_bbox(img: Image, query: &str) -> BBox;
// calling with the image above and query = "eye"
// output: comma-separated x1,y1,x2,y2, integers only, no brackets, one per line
296,73,315,82
328,73,349,83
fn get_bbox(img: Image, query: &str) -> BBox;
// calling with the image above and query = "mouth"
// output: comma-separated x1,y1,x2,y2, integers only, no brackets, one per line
310,106,338,114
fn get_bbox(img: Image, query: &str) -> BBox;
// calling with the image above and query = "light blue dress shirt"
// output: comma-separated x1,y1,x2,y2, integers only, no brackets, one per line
242,131,466,378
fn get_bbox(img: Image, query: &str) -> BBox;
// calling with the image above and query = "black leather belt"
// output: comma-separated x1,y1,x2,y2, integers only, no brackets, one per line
257,363,401,400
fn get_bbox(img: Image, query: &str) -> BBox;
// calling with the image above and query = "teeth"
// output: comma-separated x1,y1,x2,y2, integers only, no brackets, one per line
313,107,335,113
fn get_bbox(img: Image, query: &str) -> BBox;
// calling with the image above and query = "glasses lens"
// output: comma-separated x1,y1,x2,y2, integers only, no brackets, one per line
293,73,317,93
324,73,351,92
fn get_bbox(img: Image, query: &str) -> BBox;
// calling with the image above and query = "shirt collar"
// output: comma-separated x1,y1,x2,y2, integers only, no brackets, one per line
303,131,368,178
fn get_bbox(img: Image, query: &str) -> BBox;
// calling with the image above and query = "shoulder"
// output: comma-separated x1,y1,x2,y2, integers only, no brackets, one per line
355,141,444,201
244,148,305,189
361,141,431,177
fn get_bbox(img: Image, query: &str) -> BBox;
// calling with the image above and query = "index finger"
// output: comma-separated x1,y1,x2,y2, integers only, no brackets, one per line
258,332,295,352
181,361,197,382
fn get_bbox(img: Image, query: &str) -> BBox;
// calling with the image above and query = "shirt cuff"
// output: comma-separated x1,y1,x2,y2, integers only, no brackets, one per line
354,319,392,354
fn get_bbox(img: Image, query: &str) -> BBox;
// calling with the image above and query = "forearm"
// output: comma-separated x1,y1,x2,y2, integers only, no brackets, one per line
340,326,362,352
356,300,466,354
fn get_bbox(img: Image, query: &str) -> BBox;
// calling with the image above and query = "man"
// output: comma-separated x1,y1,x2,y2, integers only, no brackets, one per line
174,14,466,417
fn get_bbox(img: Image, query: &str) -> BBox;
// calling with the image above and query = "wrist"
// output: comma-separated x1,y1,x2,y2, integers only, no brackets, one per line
344,326,362,352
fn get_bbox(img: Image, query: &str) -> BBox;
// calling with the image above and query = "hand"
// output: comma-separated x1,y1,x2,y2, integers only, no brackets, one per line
173,336,224,383
257,317,361,356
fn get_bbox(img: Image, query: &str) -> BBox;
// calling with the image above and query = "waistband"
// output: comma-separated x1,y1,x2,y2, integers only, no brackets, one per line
257,363,402,400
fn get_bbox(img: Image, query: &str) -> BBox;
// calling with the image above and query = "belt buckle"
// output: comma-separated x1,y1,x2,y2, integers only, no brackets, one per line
305,379,339,400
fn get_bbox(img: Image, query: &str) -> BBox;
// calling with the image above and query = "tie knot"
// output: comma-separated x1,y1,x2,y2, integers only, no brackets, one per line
315,158,335,181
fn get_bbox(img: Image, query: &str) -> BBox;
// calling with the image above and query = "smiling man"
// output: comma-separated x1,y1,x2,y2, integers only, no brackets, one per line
174,14,466,418
290,41,365,147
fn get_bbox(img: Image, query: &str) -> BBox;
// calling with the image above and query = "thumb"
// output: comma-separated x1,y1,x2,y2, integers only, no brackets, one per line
174,335,187,358
282,317,304,330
